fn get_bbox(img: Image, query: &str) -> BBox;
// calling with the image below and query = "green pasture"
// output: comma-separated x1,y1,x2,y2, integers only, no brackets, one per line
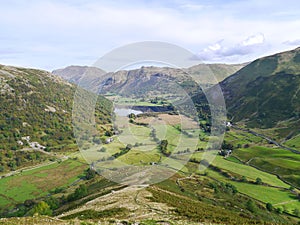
285,134,300,149
0,159,87,208
207,170,299,214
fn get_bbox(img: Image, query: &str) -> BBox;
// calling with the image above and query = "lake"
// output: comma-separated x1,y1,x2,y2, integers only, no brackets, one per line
114,107,143,116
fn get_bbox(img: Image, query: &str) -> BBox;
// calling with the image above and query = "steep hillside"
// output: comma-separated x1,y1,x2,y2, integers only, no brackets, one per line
0,65,112,171
220,47,300,133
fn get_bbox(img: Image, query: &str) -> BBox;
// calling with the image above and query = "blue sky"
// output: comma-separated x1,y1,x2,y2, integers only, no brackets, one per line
0,0,300,70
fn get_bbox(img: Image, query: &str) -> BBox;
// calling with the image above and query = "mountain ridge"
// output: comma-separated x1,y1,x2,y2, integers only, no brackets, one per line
52,63,246,89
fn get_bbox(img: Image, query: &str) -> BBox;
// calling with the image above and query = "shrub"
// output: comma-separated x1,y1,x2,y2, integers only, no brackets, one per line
266,203,273,212
246,199,257,213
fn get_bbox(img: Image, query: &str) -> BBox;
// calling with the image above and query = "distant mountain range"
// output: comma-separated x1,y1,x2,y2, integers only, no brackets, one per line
52,49,300,141
53,63,245,83
52,63,245,93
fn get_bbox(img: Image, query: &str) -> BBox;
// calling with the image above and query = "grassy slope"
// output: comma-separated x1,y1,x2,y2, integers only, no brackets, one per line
0,158,87,209
233,146,300,188
189,152,299,213
220,47,300,133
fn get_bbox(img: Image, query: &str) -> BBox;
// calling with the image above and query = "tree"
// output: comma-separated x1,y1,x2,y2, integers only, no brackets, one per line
67,184,88,202
74,184,88,199
7,161,16,170
128,113,136,119
246,199,257,213
276,207,283,214
159,140,170,156
221,140,233,150
241,176,248,182
255,177,263,185
45,196,60,210
293,208,300,217
29,201,52,216
125,144,132,150
225,183,238,194
266,203,273,212
85,168,96,180
105,130,113,137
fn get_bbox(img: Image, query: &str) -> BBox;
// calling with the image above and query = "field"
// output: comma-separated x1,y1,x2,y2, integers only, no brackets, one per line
136,113,200,129
206,169,298,214
185,152,298,211
0,159,88,209
86,112,201,168
284,134,300,149
213,155,290,187
232,146,300,187
181,148,299,214
105,96,161,106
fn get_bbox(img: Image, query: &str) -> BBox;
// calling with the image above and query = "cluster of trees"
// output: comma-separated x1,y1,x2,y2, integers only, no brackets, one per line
85,168,96,180
0,151,46,173
150,128,159,143
112,144,132,159
159,140,170,156
66,184,88,202
176,148,191,154
245,199,257,213
199,121,211,133
28,201,52,216
209,181,238,195
238,176,264,185
221,140,234,150
150,97,165,104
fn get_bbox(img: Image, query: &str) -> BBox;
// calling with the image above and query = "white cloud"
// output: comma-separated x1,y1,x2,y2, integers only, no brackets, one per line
0,0,300,69
196,33,267,62
283,39,300,46
178,3,206,11
242,33,265,46
208,42,222,51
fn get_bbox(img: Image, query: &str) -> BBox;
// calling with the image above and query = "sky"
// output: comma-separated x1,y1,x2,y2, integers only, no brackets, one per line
0,0,300,71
